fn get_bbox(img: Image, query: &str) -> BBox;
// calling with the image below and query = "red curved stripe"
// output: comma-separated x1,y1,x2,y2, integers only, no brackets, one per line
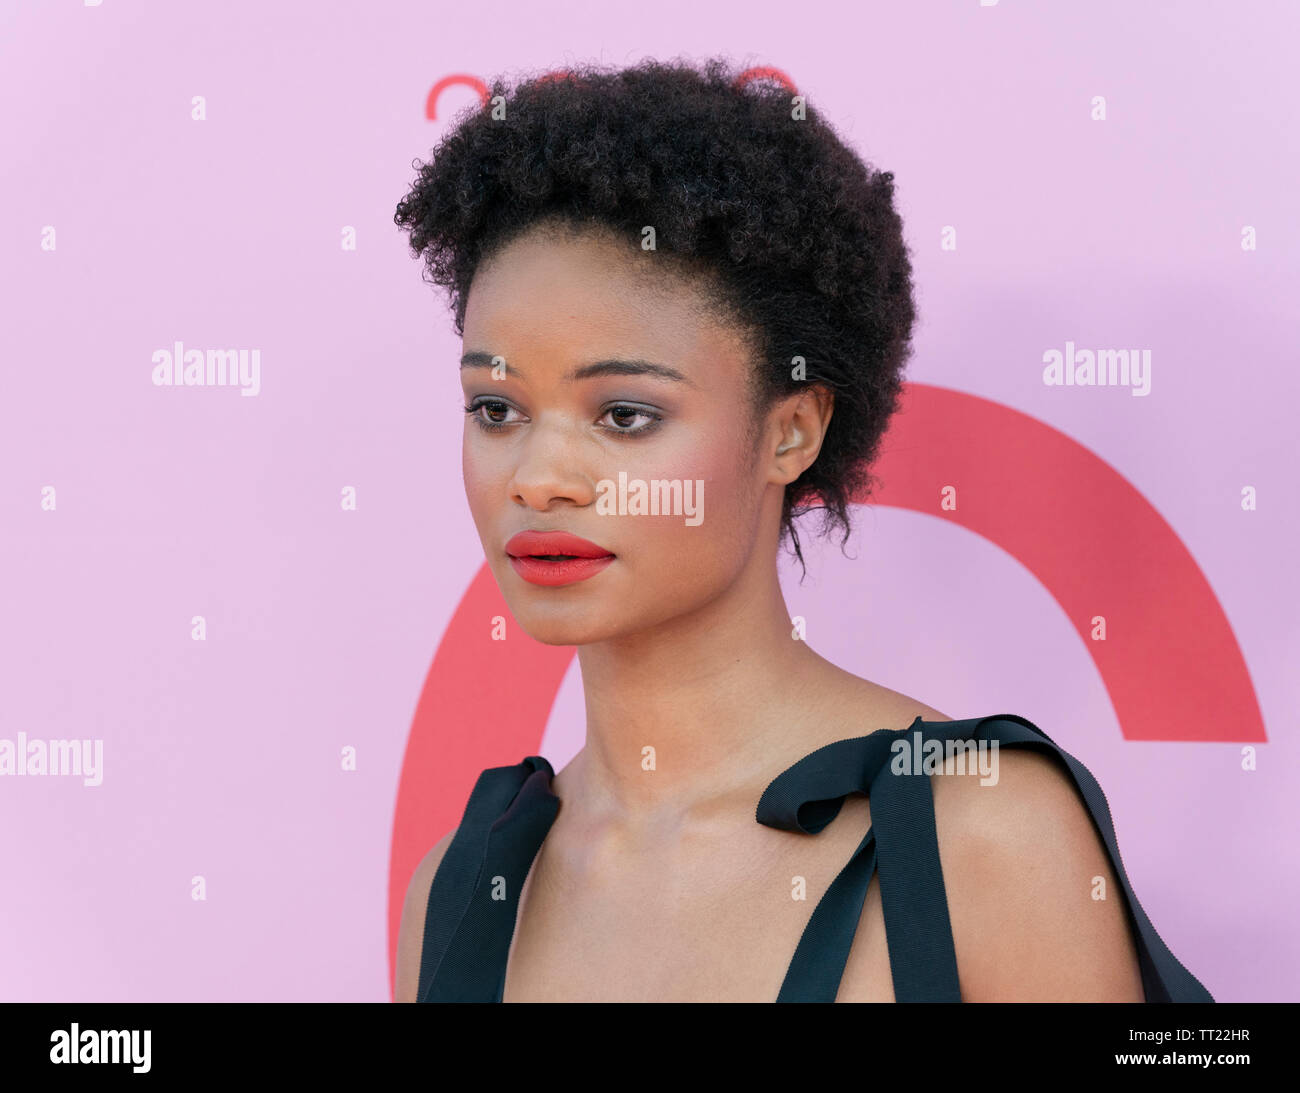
732,66,798,93
871,383,1265,745
425,74,489,119
387,563,572,997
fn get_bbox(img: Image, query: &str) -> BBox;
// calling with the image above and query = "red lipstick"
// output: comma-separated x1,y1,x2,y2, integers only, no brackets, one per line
504,530,615,587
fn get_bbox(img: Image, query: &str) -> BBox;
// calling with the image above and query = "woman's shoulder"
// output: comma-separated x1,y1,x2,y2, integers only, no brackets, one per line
395,826,458,1002
822,680,1149,999
793,679,1121,894
918,717,1148,1001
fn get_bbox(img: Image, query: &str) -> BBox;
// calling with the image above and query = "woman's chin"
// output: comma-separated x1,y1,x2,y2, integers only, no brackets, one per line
512,615,614,646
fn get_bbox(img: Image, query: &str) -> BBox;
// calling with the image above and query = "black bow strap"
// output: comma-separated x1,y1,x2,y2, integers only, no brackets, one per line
756,714,1214,1003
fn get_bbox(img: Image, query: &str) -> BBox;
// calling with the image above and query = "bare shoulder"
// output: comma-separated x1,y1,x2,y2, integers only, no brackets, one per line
394,828,458,1003
928,744,1145,1001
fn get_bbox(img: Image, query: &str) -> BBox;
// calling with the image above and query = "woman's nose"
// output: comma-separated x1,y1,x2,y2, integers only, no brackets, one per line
507,419,598,510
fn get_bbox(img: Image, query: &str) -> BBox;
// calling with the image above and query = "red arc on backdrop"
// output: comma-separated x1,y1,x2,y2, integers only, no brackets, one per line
424,65,800,119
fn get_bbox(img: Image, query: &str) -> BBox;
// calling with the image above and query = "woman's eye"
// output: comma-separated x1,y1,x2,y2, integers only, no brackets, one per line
464,398,521,431
600,405,662,434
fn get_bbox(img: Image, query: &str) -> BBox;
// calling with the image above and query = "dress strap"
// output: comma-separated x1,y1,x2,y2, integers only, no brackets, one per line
868,744,962,1000
925,715,1214,1002
417,756,558,1003
757,715,1214,1003
757,727,959,1001
774,827,878,1000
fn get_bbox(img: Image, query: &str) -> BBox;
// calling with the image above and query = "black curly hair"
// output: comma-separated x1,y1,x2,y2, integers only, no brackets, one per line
394,56,916,573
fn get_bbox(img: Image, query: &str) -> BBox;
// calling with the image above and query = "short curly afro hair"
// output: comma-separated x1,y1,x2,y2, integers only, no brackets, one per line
394,56,916,572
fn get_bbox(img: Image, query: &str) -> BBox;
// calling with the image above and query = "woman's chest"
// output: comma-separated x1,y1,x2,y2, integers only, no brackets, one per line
500,796,896,1002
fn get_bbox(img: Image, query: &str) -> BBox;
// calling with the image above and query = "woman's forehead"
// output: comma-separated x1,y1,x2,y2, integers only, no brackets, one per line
463,228,754,383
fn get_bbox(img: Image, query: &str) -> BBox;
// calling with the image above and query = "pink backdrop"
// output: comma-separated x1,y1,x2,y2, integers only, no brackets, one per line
1,0,1295,1002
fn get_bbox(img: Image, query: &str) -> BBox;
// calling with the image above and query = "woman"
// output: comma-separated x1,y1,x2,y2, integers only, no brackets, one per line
390,58,1212,1002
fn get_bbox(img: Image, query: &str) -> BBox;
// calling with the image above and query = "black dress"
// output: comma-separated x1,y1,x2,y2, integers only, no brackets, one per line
416,713,1214,1002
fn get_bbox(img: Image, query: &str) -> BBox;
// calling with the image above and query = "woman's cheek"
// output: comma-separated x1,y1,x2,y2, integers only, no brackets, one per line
461,435,503,537
612,436,752,573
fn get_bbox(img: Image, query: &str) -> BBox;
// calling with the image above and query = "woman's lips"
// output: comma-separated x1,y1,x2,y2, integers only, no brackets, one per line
504,530,615,587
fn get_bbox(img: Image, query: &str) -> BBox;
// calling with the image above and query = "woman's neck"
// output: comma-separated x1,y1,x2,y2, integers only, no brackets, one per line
563,559,838,827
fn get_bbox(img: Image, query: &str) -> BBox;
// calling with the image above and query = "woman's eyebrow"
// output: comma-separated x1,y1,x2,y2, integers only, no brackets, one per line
460,351,695,387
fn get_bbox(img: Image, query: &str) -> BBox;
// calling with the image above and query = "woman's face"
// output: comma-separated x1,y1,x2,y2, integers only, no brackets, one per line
459,223,782,646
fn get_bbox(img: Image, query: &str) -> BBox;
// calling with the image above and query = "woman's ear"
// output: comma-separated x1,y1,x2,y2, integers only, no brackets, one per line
770,385,834,483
